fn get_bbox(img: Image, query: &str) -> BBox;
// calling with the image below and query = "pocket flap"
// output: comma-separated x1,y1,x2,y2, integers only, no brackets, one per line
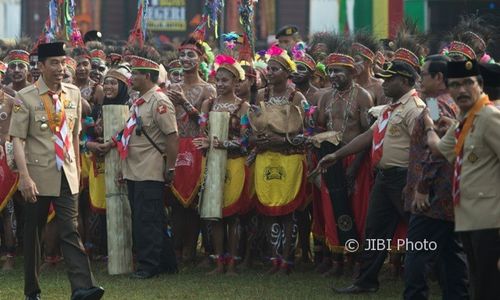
27,155,49,167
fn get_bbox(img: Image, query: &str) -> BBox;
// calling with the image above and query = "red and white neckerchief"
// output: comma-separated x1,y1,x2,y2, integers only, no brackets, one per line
117,97,145,160
50,92,71,171
371,102,401,168
452,122,464,206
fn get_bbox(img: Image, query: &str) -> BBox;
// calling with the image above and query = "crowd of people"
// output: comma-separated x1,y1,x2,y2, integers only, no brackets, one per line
0,13,499,300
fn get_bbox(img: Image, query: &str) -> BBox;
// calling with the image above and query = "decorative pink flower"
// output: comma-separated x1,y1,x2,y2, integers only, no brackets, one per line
215,54,236,65
266,45,285,56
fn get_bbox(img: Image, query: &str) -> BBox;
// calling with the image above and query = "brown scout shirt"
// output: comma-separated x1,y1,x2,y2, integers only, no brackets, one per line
122,86,178,182
437,104,500,231
372,88,425,169
0,90,15,146
9,77,82,197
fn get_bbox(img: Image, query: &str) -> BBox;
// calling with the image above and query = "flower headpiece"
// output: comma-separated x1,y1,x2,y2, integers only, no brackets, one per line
266,45,296,72
214,54,245,81
314,62,327,78
325,53,355,68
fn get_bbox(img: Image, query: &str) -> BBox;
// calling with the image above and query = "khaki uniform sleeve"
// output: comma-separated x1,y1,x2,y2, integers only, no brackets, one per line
153,97,178,136
437,123,458,163
75,89,82,135
483,108,500,160
8,95,30,139
405,106,424,134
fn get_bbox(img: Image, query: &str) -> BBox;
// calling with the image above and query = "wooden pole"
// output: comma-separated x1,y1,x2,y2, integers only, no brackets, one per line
199,111,230,220
103,105,133,275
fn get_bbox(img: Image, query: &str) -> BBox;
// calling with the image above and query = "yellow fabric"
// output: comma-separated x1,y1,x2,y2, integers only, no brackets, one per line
223,157,246,208
81,153,91,179
255,152,304,207
47,210,55,223
89,156,106,211
248,163,256,199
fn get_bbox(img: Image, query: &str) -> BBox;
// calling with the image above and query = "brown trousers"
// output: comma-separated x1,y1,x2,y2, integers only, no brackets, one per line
23,172,95,296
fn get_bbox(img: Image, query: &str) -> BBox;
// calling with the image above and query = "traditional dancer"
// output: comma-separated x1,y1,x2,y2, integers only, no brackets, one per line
194,55,250,275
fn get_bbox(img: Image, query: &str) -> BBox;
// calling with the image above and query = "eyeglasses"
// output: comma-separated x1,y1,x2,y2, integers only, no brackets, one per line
448,78,477,89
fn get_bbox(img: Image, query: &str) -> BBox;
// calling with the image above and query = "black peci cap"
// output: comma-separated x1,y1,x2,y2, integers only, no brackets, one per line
479,62,500,88
37,42,66,59
447,60,479,79
84,30,103,43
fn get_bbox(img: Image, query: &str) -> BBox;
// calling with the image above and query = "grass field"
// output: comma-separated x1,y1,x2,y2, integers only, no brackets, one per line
0,257,442,299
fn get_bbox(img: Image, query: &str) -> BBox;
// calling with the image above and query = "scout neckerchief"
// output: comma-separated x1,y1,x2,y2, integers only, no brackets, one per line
452,94,491,205
116,87,165,159
38,83,71,171
116,97,145,160
371,102,401,168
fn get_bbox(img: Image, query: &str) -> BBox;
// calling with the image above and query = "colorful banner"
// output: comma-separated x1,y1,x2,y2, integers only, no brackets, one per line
310,0,427,39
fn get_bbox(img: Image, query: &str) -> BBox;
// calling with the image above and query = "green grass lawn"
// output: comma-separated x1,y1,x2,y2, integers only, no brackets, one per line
0,257,441,299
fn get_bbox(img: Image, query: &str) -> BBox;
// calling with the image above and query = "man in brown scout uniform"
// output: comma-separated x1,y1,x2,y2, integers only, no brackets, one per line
315,53,425,293
9,42,104,300
275,25,301,53
425,59,500,300
104,48,179,279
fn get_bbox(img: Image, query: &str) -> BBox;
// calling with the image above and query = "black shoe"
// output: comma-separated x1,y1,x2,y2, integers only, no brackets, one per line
332,284,378,294
71,286,104,300
130,270,158,279
25,293,41,300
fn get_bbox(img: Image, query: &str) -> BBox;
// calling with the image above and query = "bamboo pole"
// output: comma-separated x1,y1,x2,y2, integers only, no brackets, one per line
199,111,230,220
103,105,133,275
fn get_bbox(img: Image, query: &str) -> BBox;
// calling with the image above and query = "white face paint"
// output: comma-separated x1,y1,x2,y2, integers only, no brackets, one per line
179,49,199,71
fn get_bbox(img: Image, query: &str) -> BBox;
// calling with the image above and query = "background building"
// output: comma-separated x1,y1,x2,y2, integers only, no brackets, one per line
0,0,21,39
0,0,496,56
